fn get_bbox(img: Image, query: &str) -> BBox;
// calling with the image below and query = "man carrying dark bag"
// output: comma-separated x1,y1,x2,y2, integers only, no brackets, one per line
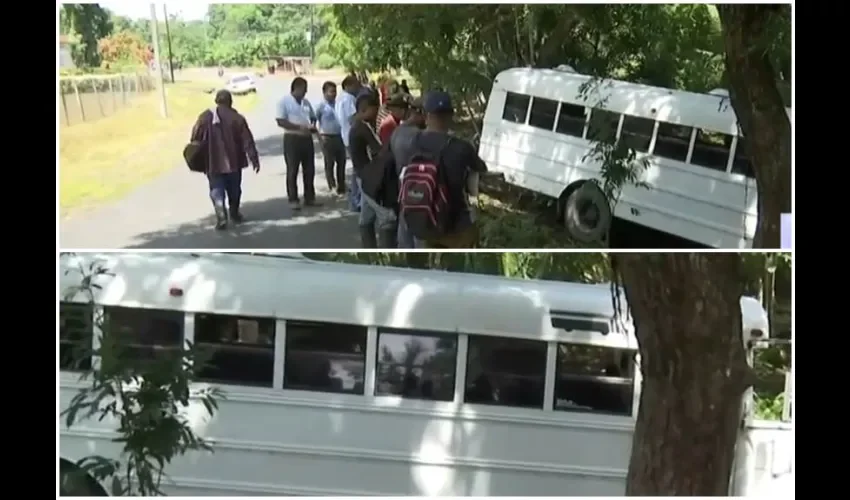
186,90,261,231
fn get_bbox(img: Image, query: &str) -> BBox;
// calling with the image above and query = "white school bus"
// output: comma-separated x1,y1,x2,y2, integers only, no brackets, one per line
478,67,792,248
59,253,782,496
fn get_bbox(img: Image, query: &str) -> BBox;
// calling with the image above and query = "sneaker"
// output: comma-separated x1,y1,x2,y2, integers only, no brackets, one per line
304,199,323,208
230,212,244,224
290,200,302,211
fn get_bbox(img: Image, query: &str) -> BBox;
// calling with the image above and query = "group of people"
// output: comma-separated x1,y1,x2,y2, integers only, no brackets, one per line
188,72,487,248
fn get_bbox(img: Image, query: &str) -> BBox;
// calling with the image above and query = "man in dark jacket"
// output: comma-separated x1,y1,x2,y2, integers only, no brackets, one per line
190,90,261,230
349,92,397,247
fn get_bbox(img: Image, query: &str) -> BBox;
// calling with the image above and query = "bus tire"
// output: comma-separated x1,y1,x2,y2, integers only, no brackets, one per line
562,181,612,244
59,458,109,496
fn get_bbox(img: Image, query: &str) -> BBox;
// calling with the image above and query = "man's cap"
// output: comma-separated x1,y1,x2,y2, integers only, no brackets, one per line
423,90,453,113
386,93,409,108
214,89,232,104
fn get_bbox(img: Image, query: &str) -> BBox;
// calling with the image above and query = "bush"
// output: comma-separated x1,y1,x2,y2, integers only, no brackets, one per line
314,52,338,70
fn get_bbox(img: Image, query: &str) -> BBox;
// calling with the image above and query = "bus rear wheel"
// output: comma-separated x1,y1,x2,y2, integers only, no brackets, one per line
562,182,612,245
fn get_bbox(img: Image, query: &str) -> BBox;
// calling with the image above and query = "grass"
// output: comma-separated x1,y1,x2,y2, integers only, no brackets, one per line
59,80,259,217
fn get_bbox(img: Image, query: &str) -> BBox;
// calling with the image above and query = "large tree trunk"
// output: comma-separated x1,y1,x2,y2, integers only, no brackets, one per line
717,5,791,248
614,254,752,495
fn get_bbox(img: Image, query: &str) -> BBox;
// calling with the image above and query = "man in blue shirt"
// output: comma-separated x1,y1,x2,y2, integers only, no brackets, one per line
335,75,361,212
276,77,319,211
314,81,346,195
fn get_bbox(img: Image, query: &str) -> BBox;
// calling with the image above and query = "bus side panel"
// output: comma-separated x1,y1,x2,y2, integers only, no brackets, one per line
478,119,754,247
60,383,631,496
616,159,755,248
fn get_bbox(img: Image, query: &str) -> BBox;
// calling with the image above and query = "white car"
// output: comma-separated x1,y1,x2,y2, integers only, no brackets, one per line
224,74,257,95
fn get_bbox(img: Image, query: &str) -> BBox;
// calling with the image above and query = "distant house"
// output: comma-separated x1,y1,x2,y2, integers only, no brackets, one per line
59,35,75,69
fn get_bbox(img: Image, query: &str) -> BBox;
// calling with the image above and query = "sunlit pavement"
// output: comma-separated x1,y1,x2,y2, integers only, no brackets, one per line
60,71,362,250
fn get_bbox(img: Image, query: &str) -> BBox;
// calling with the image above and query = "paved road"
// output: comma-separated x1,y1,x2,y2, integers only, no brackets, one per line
59,72,361,249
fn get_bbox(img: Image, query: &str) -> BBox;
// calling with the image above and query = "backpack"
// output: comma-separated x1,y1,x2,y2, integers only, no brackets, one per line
398,133,452,240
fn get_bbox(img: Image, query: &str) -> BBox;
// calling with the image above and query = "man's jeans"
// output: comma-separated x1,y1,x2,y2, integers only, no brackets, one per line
360,192,397,230
208,170,242,214
348,153,362,212
397,217,425,249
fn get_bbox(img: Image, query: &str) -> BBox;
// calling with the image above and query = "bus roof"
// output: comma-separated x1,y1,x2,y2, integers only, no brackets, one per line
493,67,792,136
59,253,766,350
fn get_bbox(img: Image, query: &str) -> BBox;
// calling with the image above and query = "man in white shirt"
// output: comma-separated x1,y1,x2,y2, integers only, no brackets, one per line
334,75,361,212
276,77,320,211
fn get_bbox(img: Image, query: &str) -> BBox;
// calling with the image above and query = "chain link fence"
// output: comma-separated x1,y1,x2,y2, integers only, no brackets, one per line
59,74,156,127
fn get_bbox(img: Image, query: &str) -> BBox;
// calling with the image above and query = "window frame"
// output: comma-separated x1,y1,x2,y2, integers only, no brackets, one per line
555,102,589,138
527,96,560,132
501,91,531,124
373,328,459,402
619,114,655,153
553,342,636,417
688,128,734,173
101,305,185,362
194,312,277,388
59,301,94,372
652,121,694,163
283,319,368,395
463,334,548,410
585,107,623,144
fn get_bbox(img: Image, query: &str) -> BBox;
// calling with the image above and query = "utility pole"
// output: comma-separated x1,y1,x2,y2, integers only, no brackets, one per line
309,5,315,72
149,3,168,118
163,3,176,83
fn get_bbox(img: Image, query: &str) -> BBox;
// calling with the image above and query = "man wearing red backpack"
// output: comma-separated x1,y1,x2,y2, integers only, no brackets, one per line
391,90,487,248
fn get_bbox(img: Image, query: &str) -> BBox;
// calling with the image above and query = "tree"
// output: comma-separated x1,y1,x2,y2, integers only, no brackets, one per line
317,5,790,249
98,30,151,68
717,5,792,248
60,4,114,68
60,255,223,496
612,254,752,495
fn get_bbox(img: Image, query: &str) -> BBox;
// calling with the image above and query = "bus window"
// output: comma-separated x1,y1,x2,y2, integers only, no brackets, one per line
195,314,276,387
60,302,93,371
555,103,587,138
527,97,559,131
653,122,692,162
691,129,733,172
620,114,654,153
464,336,546,409
284,320,367,395
554,343,634,416
102,306,184,362
375,331,457,402
502,92,531,124
731,136,755,179
586,108,621,144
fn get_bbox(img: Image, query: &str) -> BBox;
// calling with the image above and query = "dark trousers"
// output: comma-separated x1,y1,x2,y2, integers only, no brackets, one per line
320,134,346,192
283,134,316,203
208,170,242,213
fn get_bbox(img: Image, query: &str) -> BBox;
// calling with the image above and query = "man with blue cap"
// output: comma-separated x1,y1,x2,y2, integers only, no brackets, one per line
384,89,488,248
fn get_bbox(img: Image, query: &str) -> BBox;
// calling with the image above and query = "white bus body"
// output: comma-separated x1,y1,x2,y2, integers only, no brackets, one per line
59,253,773,496
478,68,792,248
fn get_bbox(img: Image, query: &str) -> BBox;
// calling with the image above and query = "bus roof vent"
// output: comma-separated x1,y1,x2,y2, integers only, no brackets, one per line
554,64,576,73
549,310,611,335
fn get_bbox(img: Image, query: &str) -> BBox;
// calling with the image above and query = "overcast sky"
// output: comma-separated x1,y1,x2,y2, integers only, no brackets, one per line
97,1,210,21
